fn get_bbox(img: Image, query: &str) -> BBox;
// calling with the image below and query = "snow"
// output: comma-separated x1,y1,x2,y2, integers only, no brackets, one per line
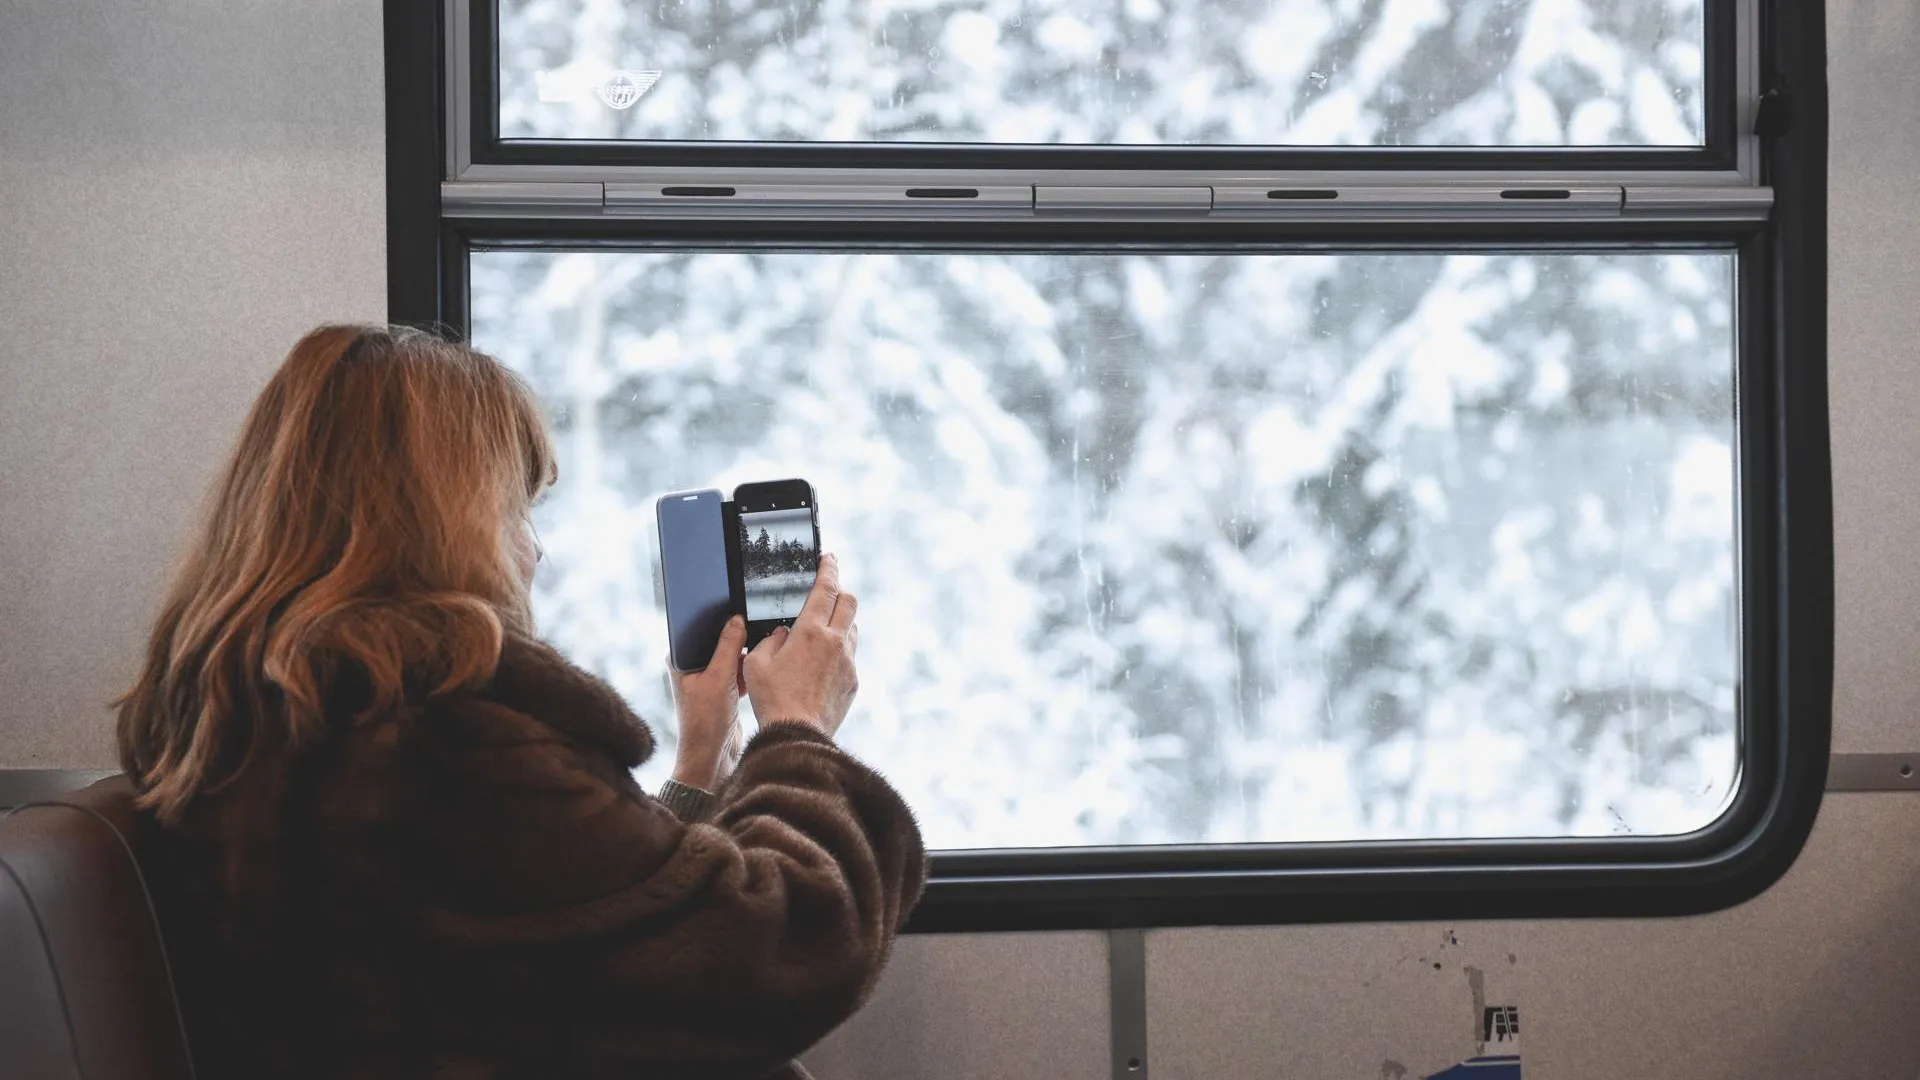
498,0,1705,146
474,0,1729,851
472,248,1739,850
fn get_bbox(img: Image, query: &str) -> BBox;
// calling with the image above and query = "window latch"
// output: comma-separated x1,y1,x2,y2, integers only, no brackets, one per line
1754,87,1793,139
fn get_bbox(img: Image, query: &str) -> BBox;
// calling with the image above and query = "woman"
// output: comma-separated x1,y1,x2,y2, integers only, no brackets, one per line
117,324,926,1079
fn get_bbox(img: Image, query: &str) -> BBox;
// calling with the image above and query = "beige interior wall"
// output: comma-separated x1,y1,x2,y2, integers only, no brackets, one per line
1826,0,1920,756
0,0,386,766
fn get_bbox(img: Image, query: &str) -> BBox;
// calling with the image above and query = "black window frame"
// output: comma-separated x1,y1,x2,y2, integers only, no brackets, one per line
385,0,1831,933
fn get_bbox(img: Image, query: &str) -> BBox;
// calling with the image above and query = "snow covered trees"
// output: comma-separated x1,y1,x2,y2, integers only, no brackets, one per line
476,0,1732,849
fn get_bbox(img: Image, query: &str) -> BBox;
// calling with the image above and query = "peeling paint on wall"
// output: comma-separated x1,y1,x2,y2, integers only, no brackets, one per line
1367,932,1523,1079
1423,1005,1521,1078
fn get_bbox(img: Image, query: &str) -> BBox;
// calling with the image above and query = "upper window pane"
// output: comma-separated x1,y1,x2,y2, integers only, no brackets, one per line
470,247,1738,851
497,0,1707,146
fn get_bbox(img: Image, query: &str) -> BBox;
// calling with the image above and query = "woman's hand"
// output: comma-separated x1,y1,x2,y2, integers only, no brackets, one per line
744,554,859,738
670,615,748,790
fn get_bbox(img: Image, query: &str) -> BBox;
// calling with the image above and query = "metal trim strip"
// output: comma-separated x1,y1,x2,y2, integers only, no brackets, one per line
1825,754,1920,792
0,770,119,809
1108,929,1148,1080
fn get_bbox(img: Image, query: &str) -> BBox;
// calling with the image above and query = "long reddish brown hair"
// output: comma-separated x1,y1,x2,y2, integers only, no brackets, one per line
117,325,555,824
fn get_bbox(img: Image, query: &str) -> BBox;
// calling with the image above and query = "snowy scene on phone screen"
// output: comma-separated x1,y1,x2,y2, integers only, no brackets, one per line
739,508,817,622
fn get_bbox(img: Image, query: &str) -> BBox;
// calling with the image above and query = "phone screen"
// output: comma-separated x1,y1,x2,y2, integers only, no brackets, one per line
657,489,734,672
737,505,819,622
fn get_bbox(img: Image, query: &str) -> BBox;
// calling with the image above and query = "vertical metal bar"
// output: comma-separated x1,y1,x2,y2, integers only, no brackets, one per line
446,0,472,180
387,0,447,326
1108,929,1148,1080
1735,0,1760,182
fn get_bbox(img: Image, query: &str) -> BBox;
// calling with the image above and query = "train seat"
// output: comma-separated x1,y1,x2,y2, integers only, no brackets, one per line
0,777,194,1080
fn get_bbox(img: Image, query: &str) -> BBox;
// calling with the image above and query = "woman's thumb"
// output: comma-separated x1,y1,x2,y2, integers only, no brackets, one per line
746,622,783,659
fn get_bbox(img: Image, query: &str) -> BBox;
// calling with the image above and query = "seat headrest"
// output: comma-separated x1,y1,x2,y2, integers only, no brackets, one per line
0,778,195,1080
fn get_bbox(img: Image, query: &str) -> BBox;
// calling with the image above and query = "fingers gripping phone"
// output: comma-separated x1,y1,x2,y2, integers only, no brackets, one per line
656,479,820,670
731,479,821,649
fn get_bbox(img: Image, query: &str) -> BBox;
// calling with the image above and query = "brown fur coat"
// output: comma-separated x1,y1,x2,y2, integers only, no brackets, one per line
147,634,928,1079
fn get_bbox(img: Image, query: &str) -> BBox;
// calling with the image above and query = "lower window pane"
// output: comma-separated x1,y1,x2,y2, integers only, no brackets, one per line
470,249,1739,850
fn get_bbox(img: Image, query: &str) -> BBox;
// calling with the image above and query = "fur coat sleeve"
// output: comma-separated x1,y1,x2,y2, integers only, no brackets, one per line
397,635,930,1078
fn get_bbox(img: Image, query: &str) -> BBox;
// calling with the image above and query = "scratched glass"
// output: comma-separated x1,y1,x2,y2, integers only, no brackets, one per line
496,0,1707,146
470,248,1739,849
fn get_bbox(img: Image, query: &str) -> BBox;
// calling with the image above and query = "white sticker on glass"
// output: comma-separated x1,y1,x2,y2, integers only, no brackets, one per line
535,68,661,110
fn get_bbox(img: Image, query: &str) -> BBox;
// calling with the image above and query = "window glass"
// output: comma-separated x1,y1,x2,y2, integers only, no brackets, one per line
470,248,1738,849
497,0,1707,147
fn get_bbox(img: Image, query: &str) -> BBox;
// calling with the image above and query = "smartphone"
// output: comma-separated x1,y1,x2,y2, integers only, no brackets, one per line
656,488,737,672
732,478,821,648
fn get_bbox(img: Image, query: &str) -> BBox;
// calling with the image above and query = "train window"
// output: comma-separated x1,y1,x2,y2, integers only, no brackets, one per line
394,0,1828,928
469,248,1739,849
494,0,1708,147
